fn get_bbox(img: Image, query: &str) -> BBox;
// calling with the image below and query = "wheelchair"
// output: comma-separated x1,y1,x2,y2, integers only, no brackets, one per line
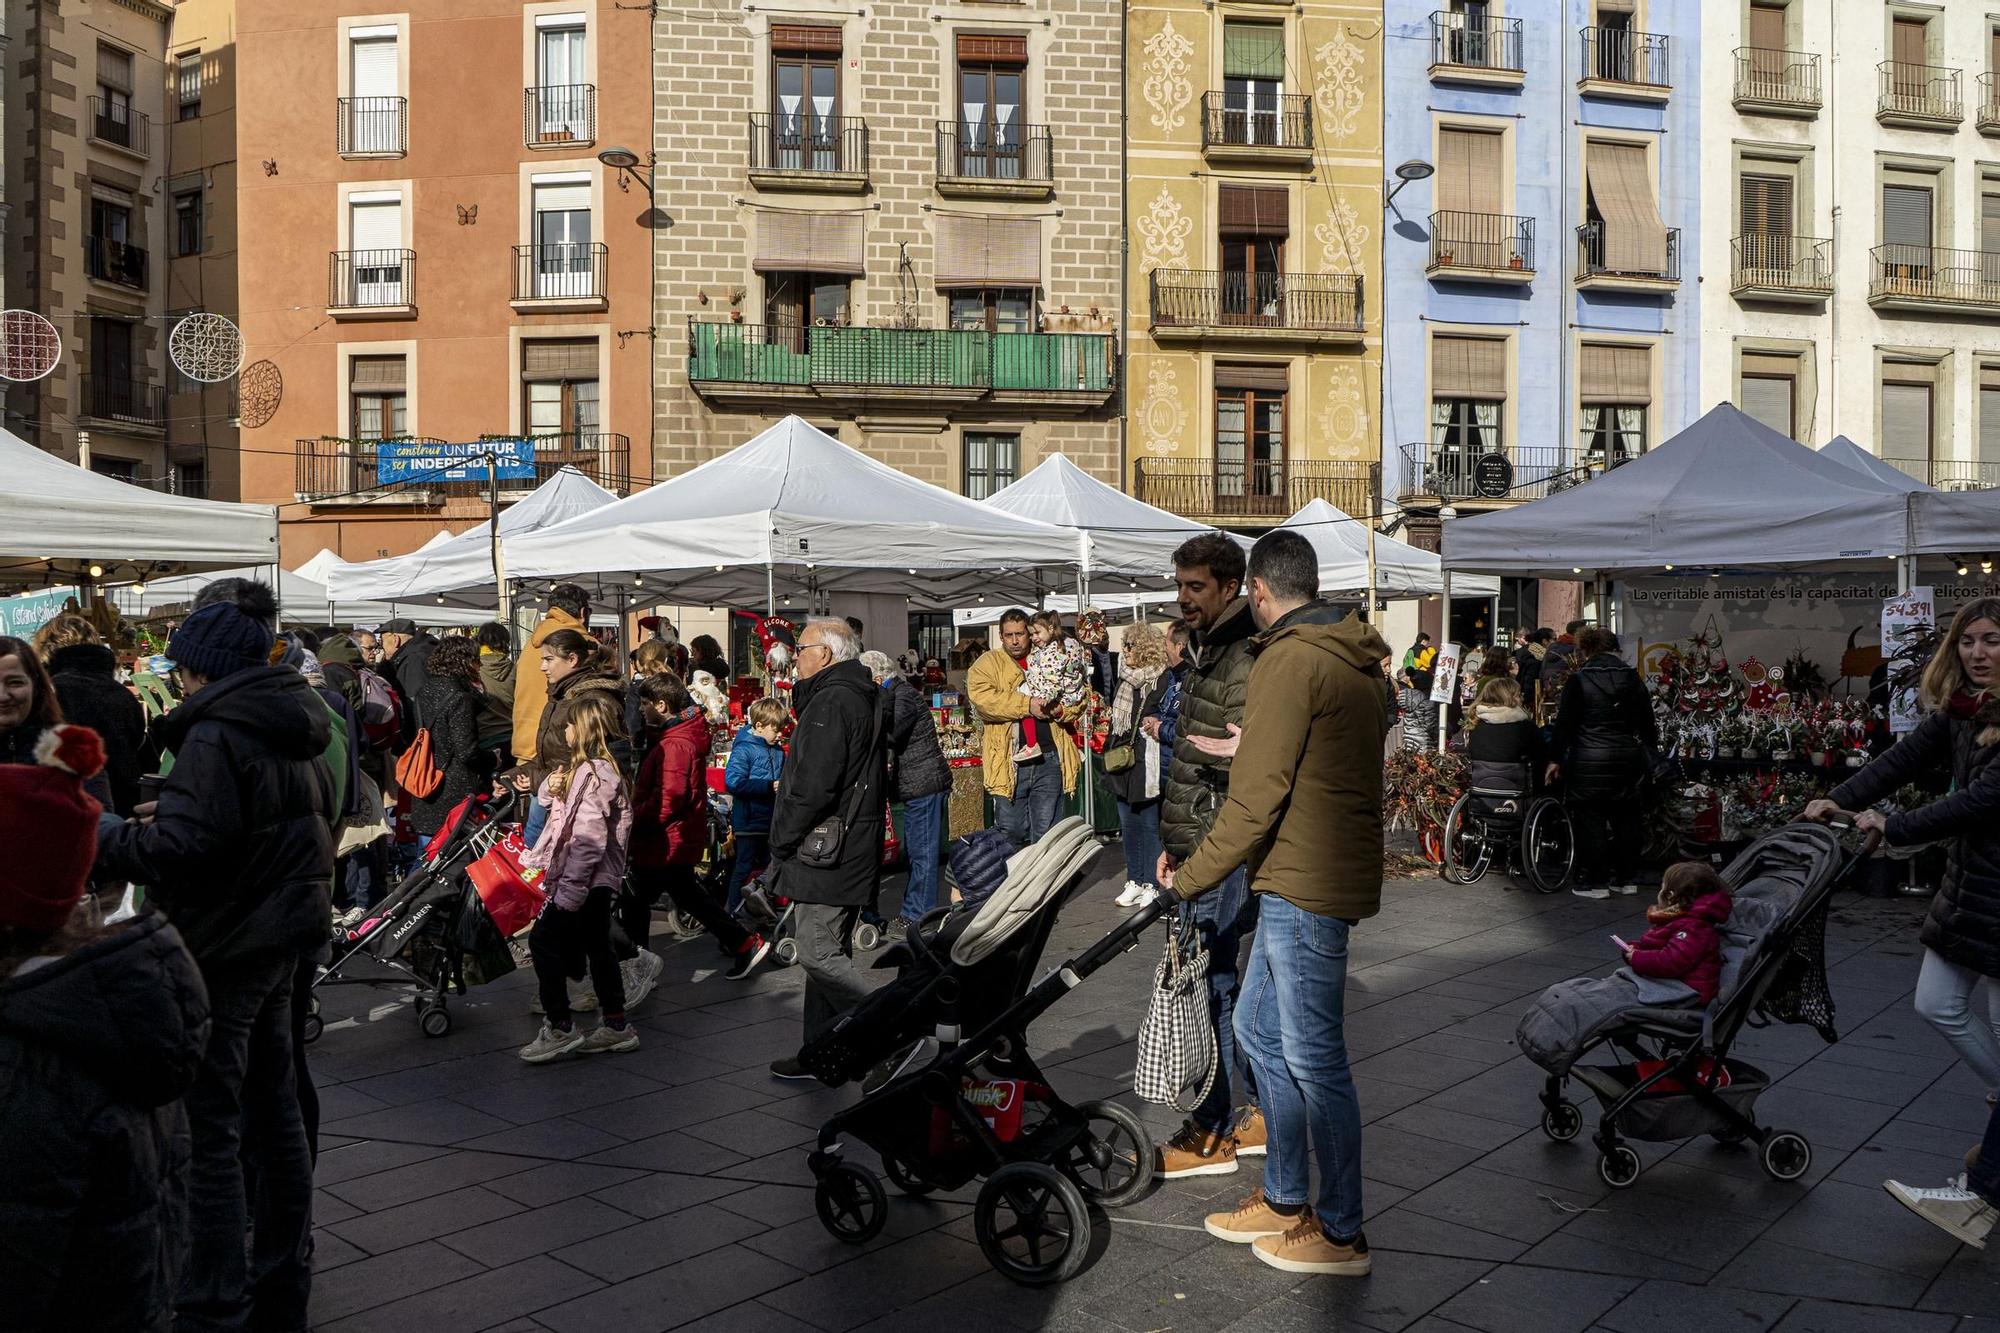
1439,764,1574,893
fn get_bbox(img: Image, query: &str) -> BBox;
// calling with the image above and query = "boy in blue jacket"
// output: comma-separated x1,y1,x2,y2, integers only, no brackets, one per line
722,697,787,915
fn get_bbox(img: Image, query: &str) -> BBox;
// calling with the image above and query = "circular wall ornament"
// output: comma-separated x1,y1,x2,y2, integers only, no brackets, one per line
168,312,244,383
0,309,62,382
238,359,283,429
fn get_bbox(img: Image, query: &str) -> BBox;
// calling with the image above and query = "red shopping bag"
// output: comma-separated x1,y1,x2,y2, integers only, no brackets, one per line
466,830,545,938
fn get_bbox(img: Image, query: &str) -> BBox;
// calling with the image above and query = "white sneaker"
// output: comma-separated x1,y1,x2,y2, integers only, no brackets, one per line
1115,881,1144,907
621,950,663,1009
336,905,366,929
1134,887,1160,908
519,1023,587,1064
1884,1179,1996,1249
1570,886,1611,900
578,1023,641,1054
1611,883,1641,896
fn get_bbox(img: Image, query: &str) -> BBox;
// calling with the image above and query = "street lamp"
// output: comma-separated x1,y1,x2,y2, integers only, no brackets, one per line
1368,158,1438,625
596,146,654,196
1385,157,1435,204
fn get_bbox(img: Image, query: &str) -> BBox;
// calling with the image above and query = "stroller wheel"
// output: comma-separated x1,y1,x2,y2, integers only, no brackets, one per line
976,1162,1092,1287
420,1005,452,1038
815,1161,887,1244
881,1156,936,1197
669,909,704,940
773,937,800,967
1761,1130,1812,1182
853,922,882,951
300,1013,324,1046
1710,1125,1751,1146
1597,1144,1642,1189
308,994,322,1017
1063,1099,1155,1207
1541,1102,1584,1143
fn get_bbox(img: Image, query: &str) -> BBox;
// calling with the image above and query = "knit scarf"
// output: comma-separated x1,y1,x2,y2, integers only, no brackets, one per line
1113,665,1163,737
1944,688,2000,745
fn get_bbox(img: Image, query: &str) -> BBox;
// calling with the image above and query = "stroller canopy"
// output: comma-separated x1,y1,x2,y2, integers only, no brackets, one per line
951,818,1103,968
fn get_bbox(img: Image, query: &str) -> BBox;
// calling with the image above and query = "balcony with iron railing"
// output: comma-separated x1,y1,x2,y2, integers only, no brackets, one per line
82,376,169,430
1732,47,1821,116
337,95,408,156
521,431,631,493
1579,26,1670,100
1148,269,1363,342
1575,223,1680,291
87,96,150,157
1427,212,1535,283
1399,443,1615,503
1877,60,1962,129
327,249,416,318
294,436,436,503
292,432,635,503
1869,245,2000,314
511,242,608,311
687,321,1115,412
85,235,149,290
1884,457,2000,491
935,121,1054,199
1427,10,1523,85
1978,73,2000,135
746,113,869,191
1133,458,1375,524
1198,92,1314,164
1730,233,1833,304
523,84,596,148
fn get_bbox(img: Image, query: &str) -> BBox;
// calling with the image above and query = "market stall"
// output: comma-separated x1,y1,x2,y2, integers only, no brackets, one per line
112,553,494,628
1278,498,1499,601
1817,435,1935,493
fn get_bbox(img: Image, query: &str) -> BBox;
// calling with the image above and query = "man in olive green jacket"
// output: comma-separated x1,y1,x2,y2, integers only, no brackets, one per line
1164,528,1388,1281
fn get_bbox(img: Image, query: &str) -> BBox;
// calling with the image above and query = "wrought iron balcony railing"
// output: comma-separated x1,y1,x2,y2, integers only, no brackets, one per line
83,376,168,428
88,95,149,154
328,249,415,309
338,95,407,155
1149,269,1363,332
85,235,149,289
747,112,869,177
1199,92,1314,152
513,243,608,303
1428,212,1535,274
1429,10,1523,73
1885,457,2000,492
1400,443,1616,502
935,121,1053,184
1134,458,1375,521
1733,47,1821,110
1730,233,1833,294
1581,26,1669,87
1576,223,1680,283
523,84,596,146
1878,60,1962,123
687,321,1115,395
1870,245,2000,308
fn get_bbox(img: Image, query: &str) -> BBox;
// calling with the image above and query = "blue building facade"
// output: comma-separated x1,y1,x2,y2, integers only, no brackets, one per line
1381,1,1701,635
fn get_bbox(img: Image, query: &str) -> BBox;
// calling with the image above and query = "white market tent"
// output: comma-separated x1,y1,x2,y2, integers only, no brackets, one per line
112,553,492,628
1910,485,2000,557
325,466,620,608
1279,498,1500,600
1442,404,1912,578
1817,436,1934,493
0,425,280,591
504,416,1088,609
981,452,1221,583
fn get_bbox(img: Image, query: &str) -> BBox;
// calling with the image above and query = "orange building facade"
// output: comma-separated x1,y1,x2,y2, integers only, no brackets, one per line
235,0,655,566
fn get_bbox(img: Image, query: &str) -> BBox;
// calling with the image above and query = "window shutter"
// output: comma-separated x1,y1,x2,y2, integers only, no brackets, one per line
1739,375,1794,438
772,24,842,53
1892,17,1926,69
1214,363,1288,391
1431,336,1506,400
99,47,134,92
1882,184,1933,250
1435,128,1501,217
532,176,591,213
1579,343,1652,405
1740,173,1792,235
1217,185,1289,238
1584,140,1668,272
349,198,401,251
1880,380,1932,461
752,210,867,274
956,34,1028,65
1222,23,1285,80
1982,193,2000,257
934,215,1041,287
350,355,406,391
351,34,399,98
177,52,202,105
1749,3,1785,51
521,339,598,381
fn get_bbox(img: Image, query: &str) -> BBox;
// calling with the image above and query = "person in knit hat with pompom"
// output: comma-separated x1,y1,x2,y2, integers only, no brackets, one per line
94,578,334,1331
0,724,213,1331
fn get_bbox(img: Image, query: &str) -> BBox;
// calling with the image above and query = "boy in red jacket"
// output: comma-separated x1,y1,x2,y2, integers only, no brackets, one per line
627,674,770,983
1622,862,1732,1004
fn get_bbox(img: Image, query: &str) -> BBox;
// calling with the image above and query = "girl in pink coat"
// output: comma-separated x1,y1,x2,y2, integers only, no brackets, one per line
1623,862,1733,1005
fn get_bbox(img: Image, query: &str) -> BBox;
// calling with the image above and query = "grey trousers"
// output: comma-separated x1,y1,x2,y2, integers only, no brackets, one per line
795,901,872,1041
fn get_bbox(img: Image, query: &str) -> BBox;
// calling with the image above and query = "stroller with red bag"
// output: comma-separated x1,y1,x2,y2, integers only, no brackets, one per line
303,792,543,1044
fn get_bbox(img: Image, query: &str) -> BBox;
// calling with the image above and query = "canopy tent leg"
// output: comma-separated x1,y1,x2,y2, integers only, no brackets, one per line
1896,557,1918,594
1437,566,1452,754
766,563,775,617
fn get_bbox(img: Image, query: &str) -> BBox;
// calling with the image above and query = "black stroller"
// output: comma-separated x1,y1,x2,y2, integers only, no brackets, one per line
304,793,515,1044
1515,820,1876,1190
797,817,1166,1286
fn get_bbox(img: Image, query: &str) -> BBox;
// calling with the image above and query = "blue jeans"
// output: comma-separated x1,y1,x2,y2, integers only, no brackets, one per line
1235,894,1364,1239
1971,1096,1999,1207
1182,864,1255,1133
994,755,1063,847
523,796,549,849
1117,798,1161,889
724,831,768,915
900,791,948,922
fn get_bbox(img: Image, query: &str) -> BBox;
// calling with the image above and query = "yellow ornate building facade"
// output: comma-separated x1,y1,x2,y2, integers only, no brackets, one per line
1125,0,1383,528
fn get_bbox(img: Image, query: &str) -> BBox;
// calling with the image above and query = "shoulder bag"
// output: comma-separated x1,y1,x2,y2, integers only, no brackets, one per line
1134,914,1217,1112
796,690,887,869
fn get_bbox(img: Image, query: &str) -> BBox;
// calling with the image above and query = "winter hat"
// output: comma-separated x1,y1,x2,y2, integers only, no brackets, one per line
0,725,107,930
168,582,279,682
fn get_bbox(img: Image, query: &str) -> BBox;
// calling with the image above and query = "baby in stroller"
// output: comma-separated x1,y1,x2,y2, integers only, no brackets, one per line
1620,862,1732,1004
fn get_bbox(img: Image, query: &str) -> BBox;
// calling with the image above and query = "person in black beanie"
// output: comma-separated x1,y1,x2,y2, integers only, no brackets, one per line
95,579,335,1333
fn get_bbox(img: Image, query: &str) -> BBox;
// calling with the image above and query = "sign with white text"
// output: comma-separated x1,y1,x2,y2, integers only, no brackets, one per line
1881,587,1935,734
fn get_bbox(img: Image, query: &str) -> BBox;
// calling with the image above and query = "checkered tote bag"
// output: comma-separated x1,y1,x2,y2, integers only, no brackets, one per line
1134,915,1216,1112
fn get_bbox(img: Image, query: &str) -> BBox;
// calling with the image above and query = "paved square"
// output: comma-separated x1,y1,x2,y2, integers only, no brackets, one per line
308,864,1996,1331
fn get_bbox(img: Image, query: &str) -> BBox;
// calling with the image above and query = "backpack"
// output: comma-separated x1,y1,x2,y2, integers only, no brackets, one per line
357,668,402,749
395,727,443,799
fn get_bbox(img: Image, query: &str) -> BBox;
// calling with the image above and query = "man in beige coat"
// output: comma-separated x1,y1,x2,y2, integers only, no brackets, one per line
965,608,1077,847
510,583,590,765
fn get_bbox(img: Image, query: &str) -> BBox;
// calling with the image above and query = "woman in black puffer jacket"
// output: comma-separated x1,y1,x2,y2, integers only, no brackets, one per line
1549,627,1658,898
410,637,490,838
1814,598,2000,1107
38,617,146,815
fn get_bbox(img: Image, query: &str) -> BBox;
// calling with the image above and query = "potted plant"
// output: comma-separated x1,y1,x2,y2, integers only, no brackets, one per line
1715,719,1743,759
1508,253,1525,270
1438,250,1456,266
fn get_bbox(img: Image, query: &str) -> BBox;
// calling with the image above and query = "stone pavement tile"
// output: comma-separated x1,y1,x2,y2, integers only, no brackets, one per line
486,1161,645,1208
710,1145,819,1187
1514,1232,1713,1284
311,1229,369,1273
1415,1061,1554,1128
1079,1270,1267,1333
452,1064,669,1125
1558,1188,1769,1272
1769,1299,1959,1333
314,1189,362,1225
312,1137,439,1186
1712,1237,1932,1307
325,1185,525,1257
317,1083,393,1122
1897,1094,1997,1137
320,1094,516,1147
579,1129,747,1175
439,1195,637,1267
1397,1167,1604,1247
567,1074,774,1139
1433,1263,1639,1333
602,1042,739,1089
454,1116,633,1161
750,1196,972,1276
1760,1178,1963,1279
1475,1133,1625,1195
676,1304,824,1333
1918,1246,2000,1317
1780,1056,1941,1109
589,1167,746,1220
1817,1038,1958,1079
1663,1134,1841,1190
336,1054,532,1110
756,1083,866,1130
1281,1250,1494,1332
1420,978,1541,1007
710,1181,820,1227
1358,1076,1437,1125
1400,1030,1521,1069
1596,1280,1794,1333
1367,1208,1530,1263
759,1231,992,1332
553,1199,770,1284
1357,1124,1491,1193
683,1107,820,1157
1355,1047,1503,1094
537,1246,798,1333
323,1149,543,1213
304,1240,489,1324
318,1254,601,1333
1382,1103,1532,1152
1830,1139,1970,1192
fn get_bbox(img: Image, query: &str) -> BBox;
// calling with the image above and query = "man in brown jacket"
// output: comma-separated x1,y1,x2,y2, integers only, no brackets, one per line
509,583,590,765
1162,528,1388,1280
